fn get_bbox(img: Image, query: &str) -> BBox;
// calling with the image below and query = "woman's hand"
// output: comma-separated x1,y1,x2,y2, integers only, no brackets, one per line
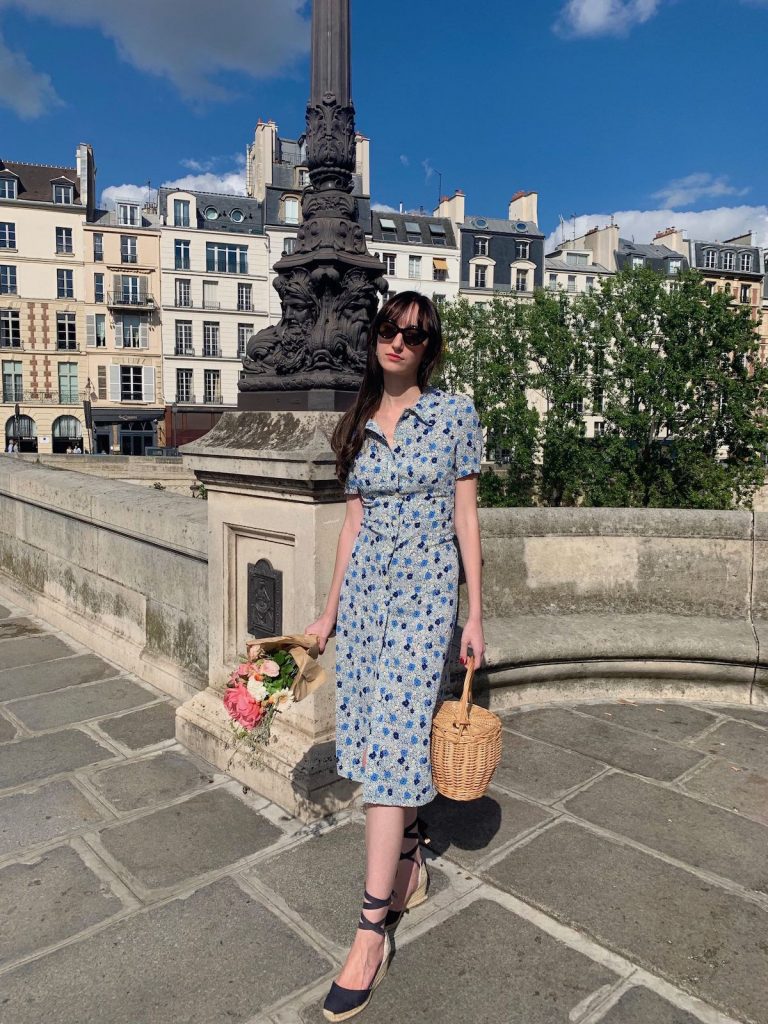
459,617,486,669
304,613,336,654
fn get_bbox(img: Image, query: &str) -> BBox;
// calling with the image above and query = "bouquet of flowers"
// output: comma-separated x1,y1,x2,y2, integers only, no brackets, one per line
222,633,326,766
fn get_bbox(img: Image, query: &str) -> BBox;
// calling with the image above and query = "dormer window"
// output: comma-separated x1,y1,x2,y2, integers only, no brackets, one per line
704,249,717,269
740,252,753,273
0,177,18,200
283,196,300,225
405,221,421,244
117,202,139,227
668,259,682,275
515,240,530,261
173,198,190,227
380,218,397,241
566,252,588,267
53,183,73,205
429,224,446,246
474,237,489,257
297,168,310,188
632,256,645,269
721,250,735,271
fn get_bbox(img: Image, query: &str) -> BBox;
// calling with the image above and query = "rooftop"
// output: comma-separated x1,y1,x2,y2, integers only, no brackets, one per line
0,159,82,205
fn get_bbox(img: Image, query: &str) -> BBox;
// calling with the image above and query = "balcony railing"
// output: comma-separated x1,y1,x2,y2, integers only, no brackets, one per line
203,392,223,404
202,346,222,358
107,292,155,309
121,253,138,264
202,301,221,310
175,393,197,404
2,389,90,405
174,346,194,356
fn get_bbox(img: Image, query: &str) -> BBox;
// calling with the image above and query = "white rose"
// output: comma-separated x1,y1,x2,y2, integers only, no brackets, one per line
246,679,269,702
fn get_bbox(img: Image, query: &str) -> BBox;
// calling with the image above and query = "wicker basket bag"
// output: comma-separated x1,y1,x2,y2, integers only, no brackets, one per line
431,655,502,800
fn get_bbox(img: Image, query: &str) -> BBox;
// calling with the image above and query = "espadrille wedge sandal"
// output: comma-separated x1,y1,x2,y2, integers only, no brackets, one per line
322,890,392,1022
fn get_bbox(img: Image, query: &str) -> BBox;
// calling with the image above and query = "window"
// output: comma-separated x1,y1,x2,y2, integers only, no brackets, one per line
474,265,487,288
203,322,220,357
380,218,397,241
515,240,530,261
120,235,137,264
0,266,16,294
120,315,142,349
93,233,103,262
722,250,735,271
668,259,682,275
548,273,558,290
383,253,396,276
297,168,310,188
94,272,104,303
56,312,77,350
176,368,193,402
53,184,73,205
408,255,421,280
237,282,253,311
592,384,604,413
173,199,190,227
567,275,576,293
586,276,595,292
566,252,589,267
405,221,421,244
204,206,219,222
474,237,489,257
95,313,106,348
175,279,191,307
0,310,21,347
58,362,78,403
284,237,297,255
0,223,15,248
283,197,300,225
97,365,107,400
56,227,73,254
2,360,22,401
206,242,248,274
202,280,219,309
120,365,143,401
433,259,448,282
204,368,221,403
631,256,645,269
516,269,529,292
740,284,752,304
57,269,74,299
594,421,606,437
704,249,717,269
705,281,716,294
571,397,584,414
175,321,193,356
740,252,753,273
230,209,244,224
724,283,732,297
238,323,252,358
0,177,17,200
117,275,141,303
174,239,190,270
117,203,139,227
429,224,446,246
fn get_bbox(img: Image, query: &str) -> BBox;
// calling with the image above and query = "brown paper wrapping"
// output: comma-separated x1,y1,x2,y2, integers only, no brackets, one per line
244,633,327,703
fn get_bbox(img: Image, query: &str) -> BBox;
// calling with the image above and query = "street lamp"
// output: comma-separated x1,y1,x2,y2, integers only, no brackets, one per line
171,402,178,452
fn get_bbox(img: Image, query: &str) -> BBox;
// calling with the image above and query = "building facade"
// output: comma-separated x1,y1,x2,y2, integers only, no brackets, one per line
369,210,460,305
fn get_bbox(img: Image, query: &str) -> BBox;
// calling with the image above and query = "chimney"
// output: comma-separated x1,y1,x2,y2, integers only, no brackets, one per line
246,119,277,200
76,142,96,220
572,223,621,272
653,226,687,255
434,189,465,224
508,190,538,226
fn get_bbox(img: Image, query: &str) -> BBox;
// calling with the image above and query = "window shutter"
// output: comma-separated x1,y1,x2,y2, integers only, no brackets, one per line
113,274,122,296
139,320,148,349
114,320,123,348
85,314,96,348
97,365,107,400
109,365,120,402
142,366,155,403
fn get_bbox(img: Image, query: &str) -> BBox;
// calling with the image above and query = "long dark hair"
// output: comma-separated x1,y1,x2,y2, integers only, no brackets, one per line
332,291,444,486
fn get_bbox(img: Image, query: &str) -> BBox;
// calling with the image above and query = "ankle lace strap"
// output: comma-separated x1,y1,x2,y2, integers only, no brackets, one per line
358,889,393,936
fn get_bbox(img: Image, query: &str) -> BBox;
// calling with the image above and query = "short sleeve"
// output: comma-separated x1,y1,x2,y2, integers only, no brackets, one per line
455,397,484,479
343,458,360,495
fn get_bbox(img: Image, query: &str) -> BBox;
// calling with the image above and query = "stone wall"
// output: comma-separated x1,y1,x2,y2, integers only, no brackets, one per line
13,453,196,495
0,454,208,699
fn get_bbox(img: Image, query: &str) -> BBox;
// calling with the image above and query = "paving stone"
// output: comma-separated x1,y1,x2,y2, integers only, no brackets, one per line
251,820,450,946
0,778,106,859
682,760,768,826
0,713,15,742
576,702,717,742
0,618,45,641
419,790,550,869
693,719,768,774
495,729,605,802
87,751,214,813
486,821,768,1024
302,897,618,1024
0,845,123,966
599,987,705,1024
706,705,768,728
0,730,114,791
564,772,768,893
97,702,176,750
8,678,156,731
0,634,76,671
0,653,118,702
0,877,330,1024
505,708,705,781
98,788,282,890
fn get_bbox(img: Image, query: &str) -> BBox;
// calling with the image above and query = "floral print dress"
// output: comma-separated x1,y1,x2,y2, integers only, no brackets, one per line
335,387,483,806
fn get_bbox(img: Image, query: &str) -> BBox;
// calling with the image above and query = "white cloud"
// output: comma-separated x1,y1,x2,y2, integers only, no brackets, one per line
100,183,152,210
652,173,750,208
546,205,768,254
0,0,310,102
555,0,661,37
372,202,398,213
422,158,435,183
162,169,247,195
400,155,410,167
0,28,61,117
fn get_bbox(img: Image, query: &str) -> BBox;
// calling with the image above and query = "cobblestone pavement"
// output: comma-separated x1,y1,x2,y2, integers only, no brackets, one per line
1,588,767,1024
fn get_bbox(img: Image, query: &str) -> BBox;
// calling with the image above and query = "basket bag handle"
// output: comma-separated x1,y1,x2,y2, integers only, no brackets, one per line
455,655,475,732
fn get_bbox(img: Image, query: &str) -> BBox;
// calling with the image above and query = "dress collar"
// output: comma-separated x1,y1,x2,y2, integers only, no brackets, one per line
365,388,440,436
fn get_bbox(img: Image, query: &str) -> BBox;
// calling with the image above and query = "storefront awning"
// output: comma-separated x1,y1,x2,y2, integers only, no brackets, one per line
91,408,165,425
433,258,448,271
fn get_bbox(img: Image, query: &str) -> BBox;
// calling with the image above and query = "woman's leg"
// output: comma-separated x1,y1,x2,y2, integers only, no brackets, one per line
335,804,404,989
389,809,423,913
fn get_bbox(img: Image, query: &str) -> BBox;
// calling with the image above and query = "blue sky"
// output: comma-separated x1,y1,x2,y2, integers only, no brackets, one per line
1,0,767,249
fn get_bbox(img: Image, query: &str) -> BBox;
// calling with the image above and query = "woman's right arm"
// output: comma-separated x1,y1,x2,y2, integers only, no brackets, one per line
304,494,363,653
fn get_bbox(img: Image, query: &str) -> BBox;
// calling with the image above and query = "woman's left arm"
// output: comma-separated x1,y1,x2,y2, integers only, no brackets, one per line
455,474,485,667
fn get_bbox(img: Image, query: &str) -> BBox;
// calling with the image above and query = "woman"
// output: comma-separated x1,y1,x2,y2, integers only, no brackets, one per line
306,291,485,1021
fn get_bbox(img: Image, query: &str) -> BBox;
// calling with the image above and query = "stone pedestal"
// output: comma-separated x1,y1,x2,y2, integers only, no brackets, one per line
175,410,360,821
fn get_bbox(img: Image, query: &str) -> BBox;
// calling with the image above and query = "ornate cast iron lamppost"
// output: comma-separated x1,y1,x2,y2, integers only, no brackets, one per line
238,0,387,411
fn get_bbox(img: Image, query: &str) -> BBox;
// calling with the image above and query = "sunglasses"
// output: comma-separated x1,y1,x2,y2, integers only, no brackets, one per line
377,319,428,347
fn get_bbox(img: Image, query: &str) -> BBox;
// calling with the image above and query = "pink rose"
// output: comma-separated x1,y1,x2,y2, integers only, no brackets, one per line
237,662,252,678
223,683,264,730
259,659,281,678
